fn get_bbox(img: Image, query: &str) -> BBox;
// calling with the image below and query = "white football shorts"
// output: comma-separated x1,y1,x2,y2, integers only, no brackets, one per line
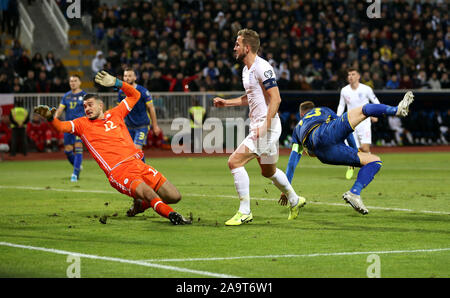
241,116,281,163
353,117,372,147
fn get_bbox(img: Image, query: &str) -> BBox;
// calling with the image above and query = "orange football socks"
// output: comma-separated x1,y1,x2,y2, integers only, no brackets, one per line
149,198,174,218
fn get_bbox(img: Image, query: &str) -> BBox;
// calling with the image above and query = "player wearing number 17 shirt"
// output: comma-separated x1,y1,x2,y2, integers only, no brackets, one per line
280,91,414,215
54,75,87,182
34,71,191,225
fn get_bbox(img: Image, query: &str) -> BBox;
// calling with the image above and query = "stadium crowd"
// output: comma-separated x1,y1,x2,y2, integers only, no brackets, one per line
86,0,449,92
1,0,449,93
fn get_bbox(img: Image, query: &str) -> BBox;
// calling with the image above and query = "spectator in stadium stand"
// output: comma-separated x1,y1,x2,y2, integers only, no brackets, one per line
162,72,199,92
1,0,19,38
31,52,44,71
324,74,340,91
0,114,11,149
91,51,107,75
202,60,220,82
51,59,68,83
277,72,290,91
147,70,169,92
433,40,450,62
43,51,56,73
50,76,68,93
27,113,48,152
386,75,400,90
12,77,23,93
413,71,430,89
361,72,375,89
441,73,450,89
441,109,450,143
139,71,151,90
399,74,414,90
0,73,11,93
0,60,15,80
428,72,442,90
35,71,51,93
9,100,29,156
22,70,37,93
215,75,231,91
15,51,32,78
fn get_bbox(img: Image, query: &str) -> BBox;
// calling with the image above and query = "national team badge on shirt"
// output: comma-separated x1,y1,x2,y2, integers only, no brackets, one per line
264,70,273,78
345,96,350,103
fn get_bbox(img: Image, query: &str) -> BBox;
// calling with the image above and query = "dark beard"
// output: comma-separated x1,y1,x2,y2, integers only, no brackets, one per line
88,113,99,120
236,52,246,62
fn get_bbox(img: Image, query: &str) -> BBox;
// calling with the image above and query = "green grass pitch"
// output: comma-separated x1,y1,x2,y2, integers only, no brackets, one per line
0,152,449,278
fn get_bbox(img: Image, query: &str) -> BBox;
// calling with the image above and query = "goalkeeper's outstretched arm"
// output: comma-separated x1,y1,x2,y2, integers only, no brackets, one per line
95,70,140,112
34,105,73,133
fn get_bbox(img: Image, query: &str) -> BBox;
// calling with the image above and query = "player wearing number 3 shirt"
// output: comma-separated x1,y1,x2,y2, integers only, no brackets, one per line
36,71,191,225
280,90,414,215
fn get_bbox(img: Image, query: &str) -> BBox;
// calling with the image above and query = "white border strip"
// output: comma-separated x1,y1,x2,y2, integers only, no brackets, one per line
0,185,448,215
140,248,450,263
0,241,239,278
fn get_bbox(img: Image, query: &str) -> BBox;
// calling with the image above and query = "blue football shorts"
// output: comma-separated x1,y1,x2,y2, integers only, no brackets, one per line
64,133,82,145
308,112,361,167
128,126,149,147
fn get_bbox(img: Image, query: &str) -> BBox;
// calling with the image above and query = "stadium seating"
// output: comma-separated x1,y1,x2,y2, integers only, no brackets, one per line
1,0,448,93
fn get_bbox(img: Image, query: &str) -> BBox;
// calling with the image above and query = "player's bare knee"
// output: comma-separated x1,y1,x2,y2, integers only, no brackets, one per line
261,169,275,178
358,151,381,166
227,159,234,170
171,190,182,203
361,155,381,166
228,157,239,170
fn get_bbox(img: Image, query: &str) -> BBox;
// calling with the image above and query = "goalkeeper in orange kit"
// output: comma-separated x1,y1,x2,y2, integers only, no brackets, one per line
34,71,191,225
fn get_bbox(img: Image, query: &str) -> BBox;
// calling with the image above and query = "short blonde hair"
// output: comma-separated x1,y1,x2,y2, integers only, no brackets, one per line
300,101,315,115
237,29,260,53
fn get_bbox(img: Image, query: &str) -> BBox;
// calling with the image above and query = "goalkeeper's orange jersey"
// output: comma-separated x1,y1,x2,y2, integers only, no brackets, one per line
51,82,142,176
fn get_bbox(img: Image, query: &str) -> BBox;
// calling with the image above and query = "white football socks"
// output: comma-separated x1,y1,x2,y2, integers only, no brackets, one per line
269,168,299,207
231,166,251,215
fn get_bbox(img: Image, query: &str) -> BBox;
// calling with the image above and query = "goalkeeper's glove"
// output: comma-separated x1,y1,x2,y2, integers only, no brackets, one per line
95,70,122,88
34,105,56,121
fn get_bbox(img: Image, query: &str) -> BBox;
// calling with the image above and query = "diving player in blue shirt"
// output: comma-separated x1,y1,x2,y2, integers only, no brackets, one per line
280,91,414,215
54,75,87,182
117,68,160,163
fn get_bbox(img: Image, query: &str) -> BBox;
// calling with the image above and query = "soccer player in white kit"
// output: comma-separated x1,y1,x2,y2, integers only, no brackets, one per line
337,68,380,179
213,29,305,225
